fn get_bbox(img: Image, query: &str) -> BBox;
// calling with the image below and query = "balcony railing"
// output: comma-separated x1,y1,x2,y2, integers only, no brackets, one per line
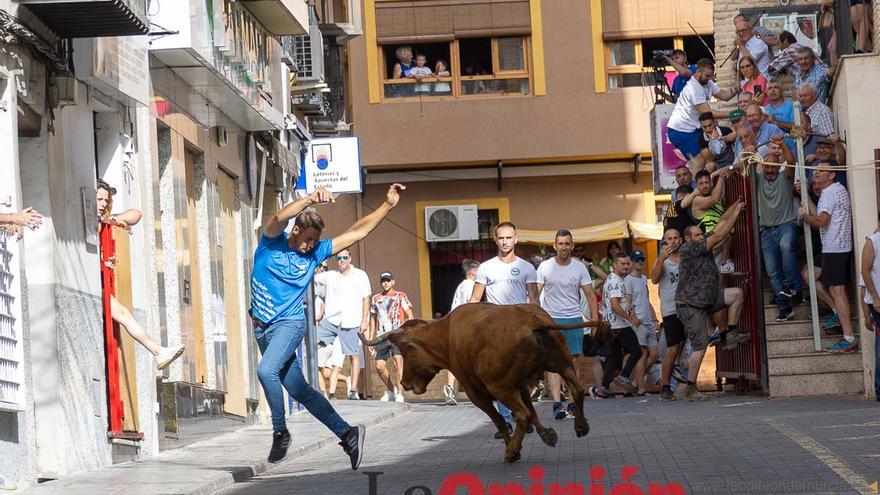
17,0,149,38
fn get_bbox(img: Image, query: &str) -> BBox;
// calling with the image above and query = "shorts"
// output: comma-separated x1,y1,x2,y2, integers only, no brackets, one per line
676,289,728,352
555,317,585,356
636,322,658,347
317,320,362,356
667,127,702,159
374,340,401,361
820,251,852,287
317,336,345,368
869,307,880,330
662,314,686,347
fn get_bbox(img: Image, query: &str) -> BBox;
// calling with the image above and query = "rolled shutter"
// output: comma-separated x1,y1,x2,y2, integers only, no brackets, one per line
602,0,713,41
376,0,530,44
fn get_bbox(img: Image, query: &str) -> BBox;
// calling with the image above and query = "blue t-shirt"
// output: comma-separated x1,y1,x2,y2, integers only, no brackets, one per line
764,101,793,126
250,235,333,323
671,64,697,97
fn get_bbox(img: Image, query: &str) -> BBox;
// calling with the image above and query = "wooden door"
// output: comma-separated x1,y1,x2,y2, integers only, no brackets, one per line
112,226,140,431
184,150,207,383
219,171,246,416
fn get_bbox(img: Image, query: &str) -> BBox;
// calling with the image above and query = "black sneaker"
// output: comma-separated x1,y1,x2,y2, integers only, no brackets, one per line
339,425,365,470
779,286,796,298
790,292,803,306
268,429,291,463
553,402,566,420
660,387,675,402
494,422,513,439
775,308,794,322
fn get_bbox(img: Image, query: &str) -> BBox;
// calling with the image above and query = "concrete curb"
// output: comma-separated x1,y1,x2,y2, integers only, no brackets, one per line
20,402,412,495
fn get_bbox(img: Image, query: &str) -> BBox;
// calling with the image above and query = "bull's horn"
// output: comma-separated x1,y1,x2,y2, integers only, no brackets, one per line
358,329,400,347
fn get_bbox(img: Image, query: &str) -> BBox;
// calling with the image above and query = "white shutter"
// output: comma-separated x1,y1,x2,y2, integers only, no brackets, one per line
0,232,22,410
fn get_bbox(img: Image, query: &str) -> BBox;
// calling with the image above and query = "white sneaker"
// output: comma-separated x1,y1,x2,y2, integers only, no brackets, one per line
157,345,185,370
344,376,352,396
380,390,394,402
395,391,405,403
442,384,458,405
720,260,735,273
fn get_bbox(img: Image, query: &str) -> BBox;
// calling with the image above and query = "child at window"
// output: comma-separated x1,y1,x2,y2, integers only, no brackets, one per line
433,59,451,96
408,53,433,94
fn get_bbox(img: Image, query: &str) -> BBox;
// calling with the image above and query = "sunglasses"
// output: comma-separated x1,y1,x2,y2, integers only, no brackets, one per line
336,255,350,261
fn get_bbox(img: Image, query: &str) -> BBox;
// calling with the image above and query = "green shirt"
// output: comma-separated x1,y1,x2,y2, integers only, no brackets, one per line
756,170,796,227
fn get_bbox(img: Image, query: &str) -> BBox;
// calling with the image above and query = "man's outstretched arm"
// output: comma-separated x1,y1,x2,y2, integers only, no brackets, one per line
264,188,333,239
331,184,406,255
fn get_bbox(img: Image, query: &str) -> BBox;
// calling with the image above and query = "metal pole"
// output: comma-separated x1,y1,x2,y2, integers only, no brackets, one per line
305,283,319,389
791,99,822,351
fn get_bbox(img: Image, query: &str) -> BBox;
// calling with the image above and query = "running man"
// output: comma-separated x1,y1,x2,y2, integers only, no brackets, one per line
470,221,538,437
536,230,599,419
249,183,405,466
368,271,414,403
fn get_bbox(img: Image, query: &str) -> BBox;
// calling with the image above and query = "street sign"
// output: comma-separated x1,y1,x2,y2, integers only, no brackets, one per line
303,137,362,194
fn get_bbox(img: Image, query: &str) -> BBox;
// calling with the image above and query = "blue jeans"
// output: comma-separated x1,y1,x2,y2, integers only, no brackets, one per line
256,319,350,438
495,401,512,422
760,222,802,310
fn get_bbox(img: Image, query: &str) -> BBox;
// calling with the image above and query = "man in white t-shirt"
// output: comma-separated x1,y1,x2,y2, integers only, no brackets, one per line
624,250,659,396
596,253,642,398
470,221,537,436
667,59,739,170
444,258,480,406
317,248,372,399
536,230,598,420
800,161,856,352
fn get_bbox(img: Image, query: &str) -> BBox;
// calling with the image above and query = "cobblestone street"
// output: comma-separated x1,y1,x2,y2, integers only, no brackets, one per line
221,396,880,495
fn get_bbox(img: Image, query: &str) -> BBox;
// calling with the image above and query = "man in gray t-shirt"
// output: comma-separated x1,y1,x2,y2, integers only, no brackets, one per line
675,200,747,401
756,135,802,322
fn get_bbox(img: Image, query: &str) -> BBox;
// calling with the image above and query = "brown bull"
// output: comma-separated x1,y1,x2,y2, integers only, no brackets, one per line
360,303,604,463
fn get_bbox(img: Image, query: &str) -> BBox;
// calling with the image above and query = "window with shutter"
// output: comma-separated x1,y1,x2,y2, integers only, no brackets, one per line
0,233,22,411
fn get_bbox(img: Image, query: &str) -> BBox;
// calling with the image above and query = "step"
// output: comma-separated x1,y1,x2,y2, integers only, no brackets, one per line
769,370,865,398
764,318,857,339
766,335,842,356
762,303,836,322
767,350,863,375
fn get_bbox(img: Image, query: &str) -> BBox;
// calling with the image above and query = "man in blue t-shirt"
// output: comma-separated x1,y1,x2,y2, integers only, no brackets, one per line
250,183,405,467
668,49,696,99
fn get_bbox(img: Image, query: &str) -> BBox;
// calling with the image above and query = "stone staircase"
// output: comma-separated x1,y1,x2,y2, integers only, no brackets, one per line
763,297,864,397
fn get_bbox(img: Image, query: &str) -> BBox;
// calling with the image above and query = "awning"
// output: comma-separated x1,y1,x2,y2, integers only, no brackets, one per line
517,220,663,245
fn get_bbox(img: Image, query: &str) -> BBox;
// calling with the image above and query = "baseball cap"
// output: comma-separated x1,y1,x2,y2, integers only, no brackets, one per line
728,109,746,123
816,136,834,146
630,250,646,262
379,271,394,280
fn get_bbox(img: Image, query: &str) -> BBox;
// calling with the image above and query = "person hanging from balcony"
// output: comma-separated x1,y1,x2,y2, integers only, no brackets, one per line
666,59,739,172
798,162,857,353
96,181,184,370
249,183,405,466
678,169,736,274
0,207,42,239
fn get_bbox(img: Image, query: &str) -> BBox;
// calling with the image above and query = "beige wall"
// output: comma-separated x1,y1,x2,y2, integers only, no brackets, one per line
318,171,654,316
832,54,880,399
348,0,655,169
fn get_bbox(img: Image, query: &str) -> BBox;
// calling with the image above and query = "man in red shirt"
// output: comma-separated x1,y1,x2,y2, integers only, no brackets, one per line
368,271,414,402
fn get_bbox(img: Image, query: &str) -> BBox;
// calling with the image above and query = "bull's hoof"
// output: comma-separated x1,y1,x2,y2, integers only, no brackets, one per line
575,418,590,438
504,451,522,463
538,427,558,447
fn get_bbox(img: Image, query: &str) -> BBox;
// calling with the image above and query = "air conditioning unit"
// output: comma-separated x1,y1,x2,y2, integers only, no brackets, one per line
425,205,479,242
291,15,324,83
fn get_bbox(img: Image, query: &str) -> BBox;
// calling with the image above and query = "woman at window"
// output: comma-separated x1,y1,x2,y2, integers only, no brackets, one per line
391,46,415,97
738,55,768,106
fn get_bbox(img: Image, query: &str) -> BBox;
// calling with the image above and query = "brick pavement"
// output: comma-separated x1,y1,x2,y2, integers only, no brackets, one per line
220,396,880,495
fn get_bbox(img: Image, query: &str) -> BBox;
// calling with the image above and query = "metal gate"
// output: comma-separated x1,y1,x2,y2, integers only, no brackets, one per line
716,172,766,392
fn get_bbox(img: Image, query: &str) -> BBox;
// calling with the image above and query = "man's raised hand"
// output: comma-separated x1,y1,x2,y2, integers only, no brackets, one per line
384,183,406,208
309,188,334,205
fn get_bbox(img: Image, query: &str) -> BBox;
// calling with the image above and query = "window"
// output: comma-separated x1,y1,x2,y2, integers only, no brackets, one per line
605,35,715,89
382,36,532,100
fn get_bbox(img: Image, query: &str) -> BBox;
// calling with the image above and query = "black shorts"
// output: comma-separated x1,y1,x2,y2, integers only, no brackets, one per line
662,314,686,347
375,341,401,361
820,251,852,287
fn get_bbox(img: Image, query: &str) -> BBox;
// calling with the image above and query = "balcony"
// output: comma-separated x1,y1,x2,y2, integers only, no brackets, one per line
317,0,362,42
239,0,309,36
149,0,285,131
17,0,149,38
